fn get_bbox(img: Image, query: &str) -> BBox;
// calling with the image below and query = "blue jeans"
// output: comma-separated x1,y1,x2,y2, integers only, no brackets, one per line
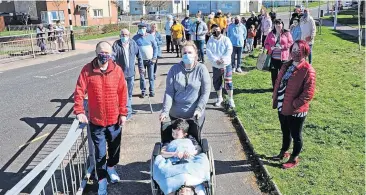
308,45,313,64
194,40,205,61
126,76,134,119
89,122,121,179
231,46,243,69
140,60,155,94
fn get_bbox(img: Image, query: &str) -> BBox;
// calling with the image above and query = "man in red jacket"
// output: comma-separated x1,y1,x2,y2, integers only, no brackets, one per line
73,41,127,195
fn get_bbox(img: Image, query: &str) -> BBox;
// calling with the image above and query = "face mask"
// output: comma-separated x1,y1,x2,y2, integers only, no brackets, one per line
213,31,221,37
138,29,146,35
234,19,240,24
303,13,308,18
121,36,128,43
98,53,111,65
291,50,304,62
173,21,177,24
182,54,195,65
217,12,221,15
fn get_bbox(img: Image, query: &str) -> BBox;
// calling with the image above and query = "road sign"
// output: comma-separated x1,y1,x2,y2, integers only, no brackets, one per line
174,0,180,4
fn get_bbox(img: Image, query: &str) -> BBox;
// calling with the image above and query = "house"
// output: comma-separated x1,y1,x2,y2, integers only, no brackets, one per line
129,0,186,15
0,0,118,26
262,0,302,8
188,0,252,15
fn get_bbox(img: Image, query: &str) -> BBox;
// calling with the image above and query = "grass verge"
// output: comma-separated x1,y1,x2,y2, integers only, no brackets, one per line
233,27,365,194
323,9,366,28
75,31,120,40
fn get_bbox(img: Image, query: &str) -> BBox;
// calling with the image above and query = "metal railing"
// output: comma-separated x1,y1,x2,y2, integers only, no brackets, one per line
5,119,91,195
0,33,71,63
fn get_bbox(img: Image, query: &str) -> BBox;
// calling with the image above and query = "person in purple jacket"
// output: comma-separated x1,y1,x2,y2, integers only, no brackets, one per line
133,23,158,98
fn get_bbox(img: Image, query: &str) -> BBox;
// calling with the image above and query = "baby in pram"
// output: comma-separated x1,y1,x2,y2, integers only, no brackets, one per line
153,119,210,195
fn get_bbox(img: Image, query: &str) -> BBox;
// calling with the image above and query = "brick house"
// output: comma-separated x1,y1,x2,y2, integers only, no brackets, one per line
0,0,118,26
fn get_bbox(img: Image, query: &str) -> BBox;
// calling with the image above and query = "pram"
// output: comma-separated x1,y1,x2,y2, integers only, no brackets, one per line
150,118,216,195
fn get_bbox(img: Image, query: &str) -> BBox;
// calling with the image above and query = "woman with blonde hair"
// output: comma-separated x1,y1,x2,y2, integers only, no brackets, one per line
160,41,211,130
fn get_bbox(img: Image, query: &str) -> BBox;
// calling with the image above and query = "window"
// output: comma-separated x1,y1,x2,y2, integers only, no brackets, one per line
134,8,138,11
198,3,207,9
48,11,65,23
223,3,233,9
93,9,103,17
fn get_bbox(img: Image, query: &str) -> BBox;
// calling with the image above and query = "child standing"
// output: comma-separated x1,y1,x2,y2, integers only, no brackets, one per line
246,25,257,53
290,18,301,41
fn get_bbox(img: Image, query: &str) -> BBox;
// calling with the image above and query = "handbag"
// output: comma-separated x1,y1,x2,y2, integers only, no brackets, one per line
256,51,271,71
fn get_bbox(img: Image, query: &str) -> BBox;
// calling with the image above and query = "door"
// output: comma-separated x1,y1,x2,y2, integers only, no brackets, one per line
80,10,87,26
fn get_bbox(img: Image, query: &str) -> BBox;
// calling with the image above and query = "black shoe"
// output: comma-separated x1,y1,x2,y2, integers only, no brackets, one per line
176,54,180,57
139,93,146,98
149,92,155,97
201,60,205,63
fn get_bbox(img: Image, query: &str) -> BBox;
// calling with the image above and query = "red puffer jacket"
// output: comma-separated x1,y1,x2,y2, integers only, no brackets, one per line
74,58,127,127
273,60,316,115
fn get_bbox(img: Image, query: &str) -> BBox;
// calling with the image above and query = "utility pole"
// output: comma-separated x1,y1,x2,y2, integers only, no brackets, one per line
334,0,338,30
67,0,75,50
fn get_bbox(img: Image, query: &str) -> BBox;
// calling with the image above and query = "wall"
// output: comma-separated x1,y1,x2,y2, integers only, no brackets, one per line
129,1,143,15
14,1,38,20
0,2,15,13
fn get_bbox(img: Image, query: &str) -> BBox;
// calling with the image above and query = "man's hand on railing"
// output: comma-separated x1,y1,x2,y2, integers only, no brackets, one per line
77,113,89,124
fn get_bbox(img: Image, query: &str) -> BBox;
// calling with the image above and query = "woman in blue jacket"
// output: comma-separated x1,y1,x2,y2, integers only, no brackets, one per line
149,23,163,80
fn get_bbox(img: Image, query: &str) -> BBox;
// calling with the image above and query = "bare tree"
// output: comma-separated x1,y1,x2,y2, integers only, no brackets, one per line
152,1,169,12
137,0,154,15
52,0,65,23
111,0,122,21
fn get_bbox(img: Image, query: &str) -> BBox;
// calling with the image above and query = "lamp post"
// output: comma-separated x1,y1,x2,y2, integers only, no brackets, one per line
67,0,75,50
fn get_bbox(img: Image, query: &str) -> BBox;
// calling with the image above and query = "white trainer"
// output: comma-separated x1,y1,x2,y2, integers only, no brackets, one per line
215,97,223,107
236,67,243,73
228,99,236,108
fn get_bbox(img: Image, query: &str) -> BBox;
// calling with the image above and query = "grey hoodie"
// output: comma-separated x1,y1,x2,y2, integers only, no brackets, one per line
162,62,211,119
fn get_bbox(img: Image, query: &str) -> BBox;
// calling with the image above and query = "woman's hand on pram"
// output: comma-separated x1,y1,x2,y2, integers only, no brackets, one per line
193,110,202,120
159,113,168,122
183,151,193,159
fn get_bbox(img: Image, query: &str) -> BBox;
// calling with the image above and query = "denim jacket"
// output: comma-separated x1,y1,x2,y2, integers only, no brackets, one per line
112,39,143,78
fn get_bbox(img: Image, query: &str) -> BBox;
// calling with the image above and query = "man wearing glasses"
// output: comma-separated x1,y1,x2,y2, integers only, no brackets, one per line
112,29,143,120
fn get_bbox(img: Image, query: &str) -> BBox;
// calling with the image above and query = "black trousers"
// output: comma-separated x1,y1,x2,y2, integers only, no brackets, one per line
262,35,267,48
270,58,283,88
278,112,306,157
254,29,261,48
185,33,191,41
166,35,174,52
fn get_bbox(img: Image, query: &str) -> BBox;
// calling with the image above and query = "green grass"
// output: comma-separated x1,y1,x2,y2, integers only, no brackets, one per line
323,10,365,28
267,2,327,13
234,28,365,194
75,31,121,40
0,30,31,37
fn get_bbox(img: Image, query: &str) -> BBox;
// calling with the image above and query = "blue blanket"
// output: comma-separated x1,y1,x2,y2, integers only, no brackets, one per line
153,153,210,194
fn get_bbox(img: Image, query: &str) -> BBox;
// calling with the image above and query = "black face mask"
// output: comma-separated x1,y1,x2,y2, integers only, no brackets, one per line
173,21,177,24
234,19,240,24
213,31,221,37
217,12,221,16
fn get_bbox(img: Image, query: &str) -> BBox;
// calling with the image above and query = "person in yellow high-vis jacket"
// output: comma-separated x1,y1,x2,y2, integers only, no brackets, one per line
213,10,227,34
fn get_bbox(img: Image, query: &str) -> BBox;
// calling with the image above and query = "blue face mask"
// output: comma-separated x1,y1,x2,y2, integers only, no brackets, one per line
303,13,308,18
182,54,195,65
138,28,146,35
98,53,111,64
121,36,129,43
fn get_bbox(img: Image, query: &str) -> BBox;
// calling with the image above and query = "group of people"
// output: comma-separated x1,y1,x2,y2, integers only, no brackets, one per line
72,7,317,195
36,20,66,54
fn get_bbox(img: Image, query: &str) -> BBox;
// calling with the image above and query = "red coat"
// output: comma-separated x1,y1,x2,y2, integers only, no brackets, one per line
272,60,316,115
264,30,293,61
74,58,127,127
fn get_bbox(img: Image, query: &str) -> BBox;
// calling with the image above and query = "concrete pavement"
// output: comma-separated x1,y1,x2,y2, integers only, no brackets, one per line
105,52,262,194
0,39,263,194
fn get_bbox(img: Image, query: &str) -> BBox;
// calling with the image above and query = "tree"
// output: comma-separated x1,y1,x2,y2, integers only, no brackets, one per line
52,0,65,23
152,1,169,12
137,0,154,15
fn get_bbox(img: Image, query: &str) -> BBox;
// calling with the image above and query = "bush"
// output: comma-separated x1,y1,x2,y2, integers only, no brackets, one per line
102,24,126,34
84,26,98,35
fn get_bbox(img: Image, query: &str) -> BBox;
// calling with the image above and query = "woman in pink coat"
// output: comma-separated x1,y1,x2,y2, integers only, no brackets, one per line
264,19,294,88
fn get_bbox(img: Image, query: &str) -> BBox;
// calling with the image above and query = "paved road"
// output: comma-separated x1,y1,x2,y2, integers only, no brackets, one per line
0,40,262,194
